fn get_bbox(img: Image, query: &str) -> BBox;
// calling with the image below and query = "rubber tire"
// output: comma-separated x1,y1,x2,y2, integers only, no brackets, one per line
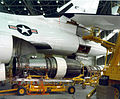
11,84,19,89
68,86,75,94
17,86,26,96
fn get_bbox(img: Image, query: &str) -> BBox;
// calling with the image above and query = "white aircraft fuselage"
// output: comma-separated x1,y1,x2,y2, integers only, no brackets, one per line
0,12,106,64
0,0,109,81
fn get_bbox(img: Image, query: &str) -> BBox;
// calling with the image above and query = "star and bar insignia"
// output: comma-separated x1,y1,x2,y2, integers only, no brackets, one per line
8,24,38,36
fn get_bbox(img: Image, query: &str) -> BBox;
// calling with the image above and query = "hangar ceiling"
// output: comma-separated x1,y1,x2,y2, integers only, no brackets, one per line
0,0,70,15
0,0,119,16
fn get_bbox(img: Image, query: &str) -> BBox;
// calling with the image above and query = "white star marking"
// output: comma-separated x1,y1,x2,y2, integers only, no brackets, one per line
19,26,30,35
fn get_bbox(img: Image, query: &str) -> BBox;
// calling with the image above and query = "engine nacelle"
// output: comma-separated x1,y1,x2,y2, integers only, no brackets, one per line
0,35,13,63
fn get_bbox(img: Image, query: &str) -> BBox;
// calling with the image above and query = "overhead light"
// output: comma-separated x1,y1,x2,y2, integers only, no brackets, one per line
8,8,10,10
40,7,43,10
1,0,4,4
56,0,58,3
31,56,37,59
43,12,45,15
19,0,21,3
37,0,40,4
24,7,27,10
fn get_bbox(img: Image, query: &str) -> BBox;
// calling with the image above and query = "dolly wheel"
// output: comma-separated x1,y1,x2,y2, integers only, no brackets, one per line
68,86,75,94
114,88,119,99
17,87,26,96
11,84,19,89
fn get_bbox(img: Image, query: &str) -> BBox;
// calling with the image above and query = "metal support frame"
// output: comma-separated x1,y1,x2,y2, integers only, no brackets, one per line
83,28,120,81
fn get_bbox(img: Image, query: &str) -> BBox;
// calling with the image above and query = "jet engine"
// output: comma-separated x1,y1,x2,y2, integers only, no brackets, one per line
81,65,104,77
15,57,81,79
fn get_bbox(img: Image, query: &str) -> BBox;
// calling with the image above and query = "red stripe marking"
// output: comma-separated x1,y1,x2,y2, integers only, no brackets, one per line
31,29,37,33
10,26,17,29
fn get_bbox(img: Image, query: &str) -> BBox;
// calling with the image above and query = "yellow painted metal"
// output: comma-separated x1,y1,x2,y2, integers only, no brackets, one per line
70,88,74,93
0,89,17,93
105,49,108,66
72,61,102,87
0,76,73,96
27,74,50,80
18,77,71,94
86,87,96,99
82,70,101,87
82,29,120,98
28,75,43,78
19,89,25,94
28,84,67,93
71,62,85,85
103,32,120,80
84,83,90,86
72,74,84,83
28,84,66,93
82,26,115,52
109,33,120,67
51,88,66,92
83,30,120,81
104,66,120,80
83,35,115,52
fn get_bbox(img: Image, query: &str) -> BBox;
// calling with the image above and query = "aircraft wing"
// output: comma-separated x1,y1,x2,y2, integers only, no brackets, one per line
71,14,120,30
57,0,120,30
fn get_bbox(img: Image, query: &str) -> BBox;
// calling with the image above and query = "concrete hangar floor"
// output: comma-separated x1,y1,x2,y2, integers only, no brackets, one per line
0,84,96,99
